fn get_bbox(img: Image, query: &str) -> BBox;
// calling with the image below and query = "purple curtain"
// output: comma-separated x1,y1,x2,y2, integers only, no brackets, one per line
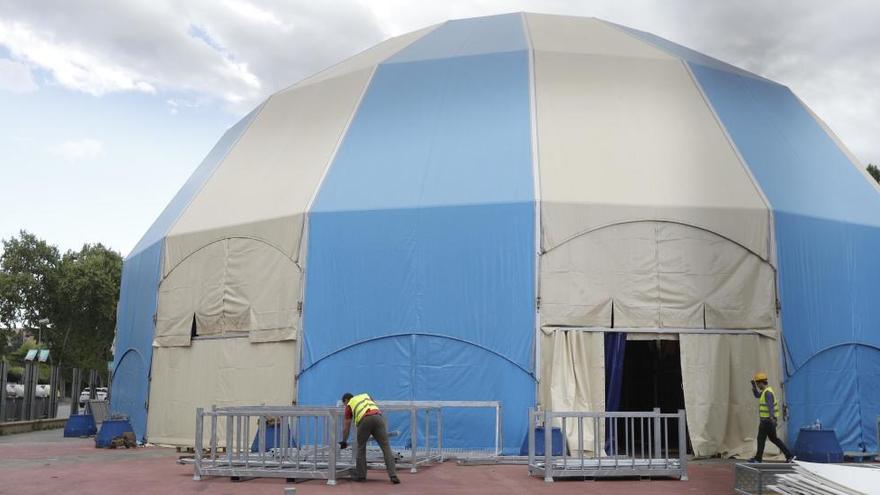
604,332,626,454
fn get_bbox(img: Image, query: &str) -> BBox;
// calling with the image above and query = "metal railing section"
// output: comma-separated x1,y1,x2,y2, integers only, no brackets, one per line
191,403,455,485
528,408,688,481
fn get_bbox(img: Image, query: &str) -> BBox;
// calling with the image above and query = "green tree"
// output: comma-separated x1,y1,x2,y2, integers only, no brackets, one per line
0,231,60,354
45,244,122,370
868,163,880,185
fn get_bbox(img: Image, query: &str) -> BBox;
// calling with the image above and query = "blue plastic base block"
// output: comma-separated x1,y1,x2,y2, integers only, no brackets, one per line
95,419,135,448
251,424,298,452
64,414,97,437
793,428,844,463
520,427,565,456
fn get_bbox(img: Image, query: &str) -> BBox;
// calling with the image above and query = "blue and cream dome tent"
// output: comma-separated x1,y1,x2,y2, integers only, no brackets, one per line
111,13,880,456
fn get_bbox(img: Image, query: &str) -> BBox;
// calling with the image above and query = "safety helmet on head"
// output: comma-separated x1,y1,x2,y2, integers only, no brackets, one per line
753,372,768,382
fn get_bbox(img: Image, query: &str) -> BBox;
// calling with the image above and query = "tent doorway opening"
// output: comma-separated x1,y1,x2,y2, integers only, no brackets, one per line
611,339,690,455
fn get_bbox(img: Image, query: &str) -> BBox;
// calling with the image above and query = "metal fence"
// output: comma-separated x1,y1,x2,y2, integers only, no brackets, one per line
528,408,688,481
1,360,107,423
189,400,501,485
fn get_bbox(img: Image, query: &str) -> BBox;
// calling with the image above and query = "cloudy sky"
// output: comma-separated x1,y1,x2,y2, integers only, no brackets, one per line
1,0,877,255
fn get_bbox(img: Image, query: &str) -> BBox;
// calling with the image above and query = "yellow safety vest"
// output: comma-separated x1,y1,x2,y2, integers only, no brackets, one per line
349,393,379,425
759,386,780,419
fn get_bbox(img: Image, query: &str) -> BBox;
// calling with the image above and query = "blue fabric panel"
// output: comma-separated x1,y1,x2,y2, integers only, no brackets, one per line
608,21,769,83
110,241,161,441
387,13,527,64
127,103,262,258
300,26,535,454
604,332,626,455
690,63,880,450
110,105,261,440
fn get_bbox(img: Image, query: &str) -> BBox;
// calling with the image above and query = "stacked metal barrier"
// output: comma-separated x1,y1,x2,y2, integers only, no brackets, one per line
528,408,688,481
189,401,502,484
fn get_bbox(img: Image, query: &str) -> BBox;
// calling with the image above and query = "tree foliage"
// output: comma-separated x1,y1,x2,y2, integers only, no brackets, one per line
868,163,880,185
0,231,59,353
0,231,122,370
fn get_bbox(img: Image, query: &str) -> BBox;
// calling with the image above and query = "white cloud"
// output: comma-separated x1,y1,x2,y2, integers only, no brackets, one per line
51,138,104,160
0,0,875,164
0,57,37,93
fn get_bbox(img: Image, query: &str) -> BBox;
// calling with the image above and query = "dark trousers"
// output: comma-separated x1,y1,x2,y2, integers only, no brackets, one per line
755,419,792,461
355,414,397,479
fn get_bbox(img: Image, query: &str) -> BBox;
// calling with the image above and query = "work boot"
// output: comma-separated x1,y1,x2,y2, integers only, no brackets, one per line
390,476,401,484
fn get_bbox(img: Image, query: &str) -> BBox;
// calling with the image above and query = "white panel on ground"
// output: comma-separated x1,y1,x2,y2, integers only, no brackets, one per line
772,461,880,495
147,337,297,447
533,47,770,258
680,333,782,458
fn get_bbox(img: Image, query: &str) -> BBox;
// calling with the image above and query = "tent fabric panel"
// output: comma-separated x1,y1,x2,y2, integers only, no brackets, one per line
166,68,375,273
524,13,672,59
545,330,605,453
606,20,771,83
110,348,149,442
146,338,297,446
294,25,437,88
128,104,262,259
156,238,300,346
110,240,162,441
680,333,782,458
690,64,880,449
533,50,770,258
540,222,775,330
301,41,535,453
387,13,526,64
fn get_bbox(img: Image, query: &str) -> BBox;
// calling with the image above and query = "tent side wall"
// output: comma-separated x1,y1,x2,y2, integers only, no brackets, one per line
690,63,880,451
111,106,262,440
298,14,537,453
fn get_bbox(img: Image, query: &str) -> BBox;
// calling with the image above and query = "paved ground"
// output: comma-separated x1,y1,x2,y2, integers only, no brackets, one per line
0,429,736,495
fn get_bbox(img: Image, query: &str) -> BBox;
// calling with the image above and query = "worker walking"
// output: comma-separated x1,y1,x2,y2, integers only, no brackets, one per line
749,372,794,463
339,392,400,484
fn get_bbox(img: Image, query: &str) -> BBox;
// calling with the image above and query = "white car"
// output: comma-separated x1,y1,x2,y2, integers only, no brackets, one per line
79,387,108,406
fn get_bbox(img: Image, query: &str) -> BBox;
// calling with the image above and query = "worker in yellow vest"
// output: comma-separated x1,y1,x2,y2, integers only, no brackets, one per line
339,392,400,484
749,372,794,463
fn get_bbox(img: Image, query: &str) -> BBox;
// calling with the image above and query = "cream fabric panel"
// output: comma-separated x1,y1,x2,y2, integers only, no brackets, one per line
156,238,300,346
680,333,783,458
165,68,375,275
525,13,672,60
540,221,775,329
540,329,605,453
534,50,770,259
294,25,437,88
147,338,297,446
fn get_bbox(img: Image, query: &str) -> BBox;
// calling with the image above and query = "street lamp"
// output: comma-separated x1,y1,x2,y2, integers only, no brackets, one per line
37,318,52,348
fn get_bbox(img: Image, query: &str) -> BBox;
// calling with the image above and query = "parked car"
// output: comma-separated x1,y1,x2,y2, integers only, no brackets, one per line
4,383,51,398
79,387,108,407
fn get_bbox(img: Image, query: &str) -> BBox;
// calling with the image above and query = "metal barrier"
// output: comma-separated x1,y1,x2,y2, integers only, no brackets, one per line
528,408,688,481
191,404,445,485
189,401,502,484
734,462,794,495
375,400,502,459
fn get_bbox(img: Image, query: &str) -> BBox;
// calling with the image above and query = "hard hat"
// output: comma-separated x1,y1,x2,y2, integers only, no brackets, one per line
753,372,768,382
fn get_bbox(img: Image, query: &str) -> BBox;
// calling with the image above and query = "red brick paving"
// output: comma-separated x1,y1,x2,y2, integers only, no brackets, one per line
0,430,734,495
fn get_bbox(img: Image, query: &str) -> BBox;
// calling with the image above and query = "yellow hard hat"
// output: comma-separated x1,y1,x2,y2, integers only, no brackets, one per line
753,372,768,382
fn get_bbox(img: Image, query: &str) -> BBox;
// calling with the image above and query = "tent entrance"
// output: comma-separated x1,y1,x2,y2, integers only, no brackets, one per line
612,339,690,454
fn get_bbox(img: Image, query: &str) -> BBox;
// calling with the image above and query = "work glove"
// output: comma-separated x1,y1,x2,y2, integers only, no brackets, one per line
339,441,348,449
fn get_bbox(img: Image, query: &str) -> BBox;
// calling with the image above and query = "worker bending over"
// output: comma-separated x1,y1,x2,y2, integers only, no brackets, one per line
749,372,794,463
339,392,400,484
